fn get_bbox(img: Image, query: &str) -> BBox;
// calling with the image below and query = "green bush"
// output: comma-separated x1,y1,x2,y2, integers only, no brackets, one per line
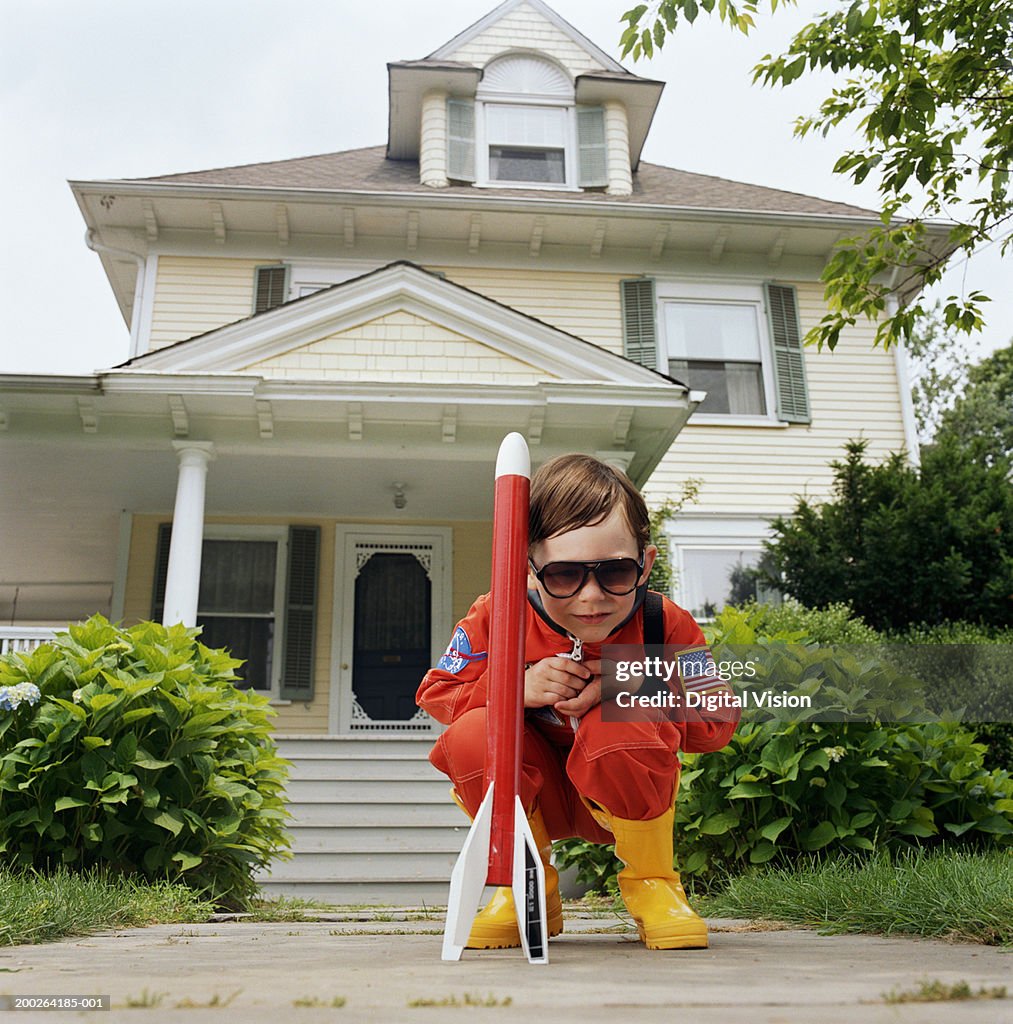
737,599,880,644
0,616,293,909
556,603,1013,894
761,437,1013,631
670,605,1013,885
884,620,1013,771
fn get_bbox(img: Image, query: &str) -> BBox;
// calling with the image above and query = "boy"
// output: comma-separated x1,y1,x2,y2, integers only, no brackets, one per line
416,454,739,950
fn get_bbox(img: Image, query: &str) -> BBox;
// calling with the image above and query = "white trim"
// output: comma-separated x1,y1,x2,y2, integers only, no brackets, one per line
201,523,288,698
667,514,777,615
131,253,158,359
110,510,132,623
892,333,921,466
330,524,453,735
476,98,578,190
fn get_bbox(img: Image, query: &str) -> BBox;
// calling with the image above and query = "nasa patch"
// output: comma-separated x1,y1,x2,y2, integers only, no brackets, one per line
437,626,487,674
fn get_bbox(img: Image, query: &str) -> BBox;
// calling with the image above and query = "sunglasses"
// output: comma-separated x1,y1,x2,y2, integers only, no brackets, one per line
529,554,645,599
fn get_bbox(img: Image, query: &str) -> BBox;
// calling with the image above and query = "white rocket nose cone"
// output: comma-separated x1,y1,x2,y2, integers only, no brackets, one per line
495,431,531,479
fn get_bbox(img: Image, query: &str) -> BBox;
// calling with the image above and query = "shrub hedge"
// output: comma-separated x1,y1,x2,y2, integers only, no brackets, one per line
0,616,293,909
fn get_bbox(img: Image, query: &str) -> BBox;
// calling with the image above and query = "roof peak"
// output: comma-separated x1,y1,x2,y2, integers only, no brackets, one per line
426,0,626,74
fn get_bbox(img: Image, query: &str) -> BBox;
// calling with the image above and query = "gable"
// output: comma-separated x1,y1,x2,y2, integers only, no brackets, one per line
242,310,549,384
117,261,671,389
434,0,612,75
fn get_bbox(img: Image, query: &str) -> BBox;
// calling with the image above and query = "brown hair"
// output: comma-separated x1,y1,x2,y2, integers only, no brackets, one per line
529,454,650,552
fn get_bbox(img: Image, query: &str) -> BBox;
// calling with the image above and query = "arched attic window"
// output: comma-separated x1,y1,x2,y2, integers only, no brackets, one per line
448,54,607,189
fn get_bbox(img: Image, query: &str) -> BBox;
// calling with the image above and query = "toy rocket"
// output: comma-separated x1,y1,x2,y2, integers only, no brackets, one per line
441,432,549,964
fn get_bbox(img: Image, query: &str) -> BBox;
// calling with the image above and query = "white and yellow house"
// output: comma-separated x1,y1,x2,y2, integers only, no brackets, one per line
0,0,944,900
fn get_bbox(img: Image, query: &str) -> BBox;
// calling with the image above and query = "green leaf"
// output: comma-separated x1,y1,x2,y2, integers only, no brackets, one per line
800,821,836,851
133,750,173,770
972,815,1013,835
759,816,792,842
727,781,774,799
171,851,203,871
749,840,777,863
54,796,89,812
81,735,111,750
150,809,184,837
681,849,708,873
699,811,739,835
90,693,118,712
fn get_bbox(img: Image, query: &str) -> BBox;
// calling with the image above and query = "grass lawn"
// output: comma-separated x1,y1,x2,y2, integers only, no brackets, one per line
697,847,1012,946
1,847,1009,947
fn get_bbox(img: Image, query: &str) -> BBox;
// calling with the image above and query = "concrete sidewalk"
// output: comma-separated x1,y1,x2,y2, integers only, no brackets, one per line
1,911,1009,1023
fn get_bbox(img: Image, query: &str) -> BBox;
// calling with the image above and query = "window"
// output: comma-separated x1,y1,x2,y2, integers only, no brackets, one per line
195,532,282,692
667,516,782,620
448,55,607,189
486,104,567,183
665,302,767,416
680,548,779,621
152,523,320,700
619,279,812,424
196,528,287,692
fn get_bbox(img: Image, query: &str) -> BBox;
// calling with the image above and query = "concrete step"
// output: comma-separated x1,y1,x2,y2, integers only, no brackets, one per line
286,758,446,782
275,737,437,758
282,824,465,854
255,879,451,905
280,778,454,802
284,800,461,827
256,850,457,882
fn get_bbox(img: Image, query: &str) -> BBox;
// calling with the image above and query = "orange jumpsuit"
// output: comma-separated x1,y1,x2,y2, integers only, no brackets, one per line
416,591,739,843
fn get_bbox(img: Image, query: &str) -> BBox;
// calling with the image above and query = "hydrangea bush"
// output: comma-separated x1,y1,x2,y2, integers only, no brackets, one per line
0,616,293,909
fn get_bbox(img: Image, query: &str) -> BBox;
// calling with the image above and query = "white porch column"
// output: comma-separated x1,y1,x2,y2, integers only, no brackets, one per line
162,442,215,627
596,450,635,475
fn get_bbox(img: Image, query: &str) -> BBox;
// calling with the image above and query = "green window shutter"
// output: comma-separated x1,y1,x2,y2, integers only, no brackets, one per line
620,278,657,370
280,525,320,701
577,106,607,187
253,265,289,315
765,282,812,423
151,522,173,621
447,98,476,182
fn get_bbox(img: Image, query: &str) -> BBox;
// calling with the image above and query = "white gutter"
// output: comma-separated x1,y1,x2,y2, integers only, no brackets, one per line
85,230,146,355
70,179,898,232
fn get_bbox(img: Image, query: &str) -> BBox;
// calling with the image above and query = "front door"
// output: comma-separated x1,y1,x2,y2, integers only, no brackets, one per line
333,527,451,734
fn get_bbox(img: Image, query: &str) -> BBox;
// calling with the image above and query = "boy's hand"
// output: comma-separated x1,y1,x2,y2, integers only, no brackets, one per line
524,657,592,709
553,659,603,718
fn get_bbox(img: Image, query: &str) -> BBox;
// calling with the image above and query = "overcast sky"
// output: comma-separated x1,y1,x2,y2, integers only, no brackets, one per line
1,0,1008,375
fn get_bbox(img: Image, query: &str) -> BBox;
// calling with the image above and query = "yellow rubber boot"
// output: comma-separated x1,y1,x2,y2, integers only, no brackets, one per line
450,789,563,949
585,796,708,950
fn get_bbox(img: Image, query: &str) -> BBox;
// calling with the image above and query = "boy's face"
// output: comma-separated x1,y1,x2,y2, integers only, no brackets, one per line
528,506,657,643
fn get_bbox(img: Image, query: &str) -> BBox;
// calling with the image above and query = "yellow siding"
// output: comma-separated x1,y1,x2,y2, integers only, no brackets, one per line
122,514,492,735
148,256,264,350
435,266,625,353
447,2,606,74
244,310,549,383
452,521,493,622
644,281,909,516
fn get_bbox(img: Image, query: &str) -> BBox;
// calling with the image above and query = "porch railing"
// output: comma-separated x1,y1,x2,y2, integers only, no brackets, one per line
0,627,59,656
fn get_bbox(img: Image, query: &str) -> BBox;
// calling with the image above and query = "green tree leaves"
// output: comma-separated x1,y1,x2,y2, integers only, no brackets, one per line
620,0,1013,350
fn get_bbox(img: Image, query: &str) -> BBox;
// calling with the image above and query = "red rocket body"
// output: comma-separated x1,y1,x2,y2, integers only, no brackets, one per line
486,437,530,885
441,432,546,964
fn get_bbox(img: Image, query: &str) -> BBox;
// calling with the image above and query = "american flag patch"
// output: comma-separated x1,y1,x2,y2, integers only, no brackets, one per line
676,646,727,693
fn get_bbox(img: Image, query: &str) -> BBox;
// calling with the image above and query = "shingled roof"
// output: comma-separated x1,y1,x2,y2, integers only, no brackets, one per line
132,145,876,219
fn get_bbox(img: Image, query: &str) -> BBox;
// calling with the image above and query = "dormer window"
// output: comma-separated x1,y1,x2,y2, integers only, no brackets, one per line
447,54,607,190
